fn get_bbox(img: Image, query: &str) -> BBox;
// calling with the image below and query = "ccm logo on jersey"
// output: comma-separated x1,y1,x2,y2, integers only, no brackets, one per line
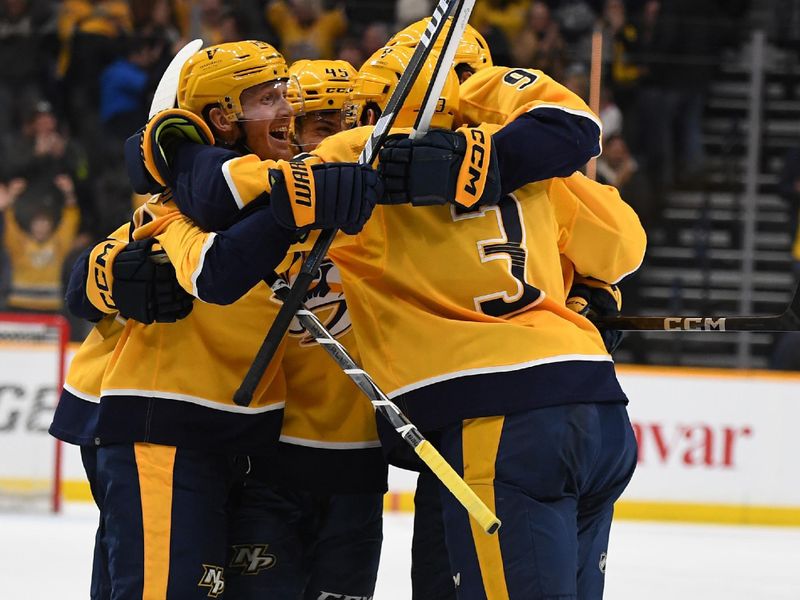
198,565,225,598
664,317,726,331
228,544,277,574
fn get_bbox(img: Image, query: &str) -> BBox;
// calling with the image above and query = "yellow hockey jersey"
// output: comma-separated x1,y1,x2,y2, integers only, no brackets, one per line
306,126,646,431
50,223,130,446
164,144,388,489
270,256,386,492
95,195,287,455
458,65,602,131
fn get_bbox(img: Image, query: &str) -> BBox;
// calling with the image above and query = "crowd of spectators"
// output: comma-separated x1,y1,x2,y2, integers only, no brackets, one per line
0,0,752,339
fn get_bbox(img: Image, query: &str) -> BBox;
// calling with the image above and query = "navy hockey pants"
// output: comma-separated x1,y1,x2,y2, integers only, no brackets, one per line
85,443,238,599
224,479,383,600
435,402,637,600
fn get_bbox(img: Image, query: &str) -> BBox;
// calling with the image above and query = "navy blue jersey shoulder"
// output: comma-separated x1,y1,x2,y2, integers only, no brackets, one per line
170,142,268,231
493,108,601,194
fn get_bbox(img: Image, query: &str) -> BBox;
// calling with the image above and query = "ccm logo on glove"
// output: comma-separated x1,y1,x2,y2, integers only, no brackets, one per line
462,128,488,198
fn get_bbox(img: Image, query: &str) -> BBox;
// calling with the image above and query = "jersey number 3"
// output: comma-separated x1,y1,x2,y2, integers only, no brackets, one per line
452,195,544,317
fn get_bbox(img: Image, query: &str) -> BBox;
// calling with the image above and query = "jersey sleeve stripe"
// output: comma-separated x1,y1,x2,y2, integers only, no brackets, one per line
222,159,245,210
190,232,217,299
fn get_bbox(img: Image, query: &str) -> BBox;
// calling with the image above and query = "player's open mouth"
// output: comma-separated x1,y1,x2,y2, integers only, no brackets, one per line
269,124,289,141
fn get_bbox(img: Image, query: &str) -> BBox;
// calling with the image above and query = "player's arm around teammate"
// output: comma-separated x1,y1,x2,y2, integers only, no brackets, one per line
52,41,380,600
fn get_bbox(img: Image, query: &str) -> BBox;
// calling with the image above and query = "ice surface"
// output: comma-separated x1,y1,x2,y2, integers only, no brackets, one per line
2,504,800,598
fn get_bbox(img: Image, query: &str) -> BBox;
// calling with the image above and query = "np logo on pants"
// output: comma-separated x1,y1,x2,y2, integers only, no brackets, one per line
198,564,225,598
229,544,277,575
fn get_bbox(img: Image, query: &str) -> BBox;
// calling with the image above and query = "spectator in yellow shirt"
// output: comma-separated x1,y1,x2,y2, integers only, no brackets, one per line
266,0,346,61
0,175,80,312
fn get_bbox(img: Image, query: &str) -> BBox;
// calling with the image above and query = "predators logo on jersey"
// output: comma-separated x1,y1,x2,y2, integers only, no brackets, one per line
281,258,351,346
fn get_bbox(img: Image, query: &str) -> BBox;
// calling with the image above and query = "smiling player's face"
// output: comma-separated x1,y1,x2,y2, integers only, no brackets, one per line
293,111,343,152
238,81,294,161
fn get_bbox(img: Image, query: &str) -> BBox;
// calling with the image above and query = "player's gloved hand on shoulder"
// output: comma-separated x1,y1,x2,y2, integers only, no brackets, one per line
378,123,502,209
268,161,383,235
124,108,214,194
566,278,624,353
112,239,195,324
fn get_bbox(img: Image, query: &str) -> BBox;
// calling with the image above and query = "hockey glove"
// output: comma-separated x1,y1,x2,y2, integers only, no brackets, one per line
268,161,383,235
125,108,214,194
378,123,502,209
566,277,624,353
111,239,195,324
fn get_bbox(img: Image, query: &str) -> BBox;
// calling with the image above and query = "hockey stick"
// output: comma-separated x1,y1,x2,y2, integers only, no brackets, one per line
271,279,501,534
234,0,474,406
149,39,204,117
594,283,800,331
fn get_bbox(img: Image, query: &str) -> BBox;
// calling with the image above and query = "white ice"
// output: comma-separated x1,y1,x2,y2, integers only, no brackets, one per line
2,503,800,598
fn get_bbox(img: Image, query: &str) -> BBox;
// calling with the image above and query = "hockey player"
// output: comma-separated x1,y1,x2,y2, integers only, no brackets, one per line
51,40,381,599
382,20,631,598
224,59,385,600
288,59,356,152
51,225,194,599
153,43,645,599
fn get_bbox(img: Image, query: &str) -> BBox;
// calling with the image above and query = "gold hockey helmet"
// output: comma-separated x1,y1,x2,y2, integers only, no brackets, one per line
386,19,493,74
288,59,356,113
344,45,460,130
177,40,290,121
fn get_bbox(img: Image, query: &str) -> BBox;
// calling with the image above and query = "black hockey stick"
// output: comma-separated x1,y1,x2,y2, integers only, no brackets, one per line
234,0,475,406
594,283,800,331
270,279,500,534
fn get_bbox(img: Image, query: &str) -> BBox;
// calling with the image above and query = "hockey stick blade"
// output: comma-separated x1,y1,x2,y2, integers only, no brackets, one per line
594,283,800,332
272,280,501,534
149,39,203,118
233,0,471,407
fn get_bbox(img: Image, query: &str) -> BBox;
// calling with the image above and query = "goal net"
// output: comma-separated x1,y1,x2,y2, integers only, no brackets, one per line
0,313,69,512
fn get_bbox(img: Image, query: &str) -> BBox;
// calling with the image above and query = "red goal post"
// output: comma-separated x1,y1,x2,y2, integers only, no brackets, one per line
0,312,70,513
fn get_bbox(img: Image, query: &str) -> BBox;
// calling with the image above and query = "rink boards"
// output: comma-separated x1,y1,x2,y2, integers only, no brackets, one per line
1,342,799,525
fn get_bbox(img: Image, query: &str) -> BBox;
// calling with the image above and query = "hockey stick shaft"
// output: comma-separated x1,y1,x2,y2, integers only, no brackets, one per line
595,283,800,331
234,0,471,406
411,0,476,139
272,280,501,535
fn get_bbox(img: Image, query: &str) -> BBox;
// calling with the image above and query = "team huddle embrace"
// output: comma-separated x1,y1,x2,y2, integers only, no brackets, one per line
49,9,646,600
